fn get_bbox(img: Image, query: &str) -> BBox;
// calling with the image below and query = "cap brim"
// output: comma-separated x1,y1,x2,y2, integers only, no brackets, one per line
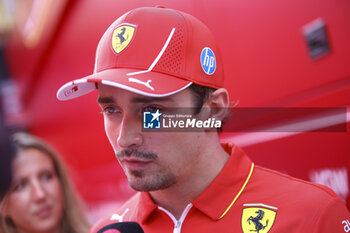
57,68,192,101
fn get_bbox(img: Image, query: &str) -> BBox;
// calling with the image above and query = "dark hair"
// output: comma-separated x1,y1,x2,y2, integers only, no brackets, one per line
188,84,231,131
188,83,216,115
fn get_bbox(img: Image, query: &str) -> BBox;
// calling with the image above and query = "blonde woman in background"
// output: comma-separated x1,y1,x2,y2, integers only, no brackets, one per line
0,132,90,233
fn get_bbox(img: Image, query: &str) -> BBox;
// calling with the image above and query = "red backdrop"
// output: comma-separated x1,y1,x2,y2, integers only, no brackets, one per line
4,0,349,221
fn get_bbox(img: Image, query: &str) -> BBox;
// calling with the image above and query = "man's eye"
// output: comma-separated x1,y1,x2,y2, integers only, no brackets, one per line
101,106,121,115
143,106,161,112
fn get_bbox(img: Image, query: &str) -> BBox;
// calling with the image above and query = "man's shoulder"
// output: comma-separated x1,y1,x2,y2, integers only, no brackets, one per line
88,193,142,233
246,165,350,232
252,165,340,203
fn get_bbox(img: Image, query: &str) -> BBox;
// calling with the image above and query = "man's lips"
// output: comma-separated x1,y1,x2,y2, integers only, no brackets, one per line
122,158,153,170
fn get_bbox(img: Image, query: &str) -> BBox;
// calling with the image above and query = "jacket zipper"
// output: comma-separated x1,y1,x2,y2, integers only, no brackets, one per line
158,203,193,233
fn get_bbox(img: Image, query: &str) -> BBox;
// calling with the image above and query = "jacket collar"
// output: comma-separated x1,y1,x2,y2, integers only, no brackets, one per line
192,143,253,220
136,143,253,222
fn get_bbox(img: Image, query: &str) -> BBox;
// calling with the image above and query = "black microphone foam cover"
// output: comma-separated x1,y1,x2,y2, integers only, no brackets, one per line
96,222,144,233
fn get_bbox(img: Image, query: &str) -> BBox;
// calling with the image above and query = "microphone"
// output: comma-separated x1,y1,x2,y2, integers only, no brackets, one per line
95,222,144,233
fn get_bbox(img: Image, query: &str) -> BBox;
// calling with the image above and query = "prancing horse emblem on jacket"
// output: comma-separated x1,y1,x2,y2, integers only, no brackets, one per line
247,209,268,232
241,203,277,233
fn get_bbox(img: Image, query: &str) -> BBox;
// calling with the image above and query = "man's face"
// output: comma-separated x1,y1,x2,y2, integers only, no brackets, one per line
97,85,206,192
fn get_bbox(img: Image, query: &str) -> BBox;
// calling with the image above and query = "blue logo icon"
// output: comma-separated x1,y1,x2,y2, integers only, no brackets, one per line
143,110,162,129
200,47,216,75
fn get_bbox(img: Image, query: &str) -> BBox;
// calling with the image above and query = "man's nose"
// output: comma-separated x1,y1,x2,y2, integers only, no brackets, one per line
116,116,143,148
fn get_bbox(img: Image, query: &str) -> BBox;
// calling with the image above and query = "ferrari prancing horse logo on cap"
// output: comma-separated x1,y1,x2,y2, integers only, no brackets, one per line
241,203,277,233
112,23,136,54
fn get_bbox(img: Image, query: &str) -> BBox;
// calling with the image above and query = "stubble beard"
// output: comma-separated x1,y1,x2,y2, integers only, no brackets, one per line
127,168,176,191
116,148,176,191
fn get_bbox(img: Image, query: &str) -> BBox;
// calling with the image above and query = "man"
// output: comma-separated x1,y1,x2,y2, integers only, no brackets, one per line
57,6,350,233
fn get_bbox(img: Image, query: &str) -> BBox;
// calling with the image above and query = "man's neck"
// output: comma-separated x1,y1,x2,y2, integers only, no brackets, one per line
149,138,230,219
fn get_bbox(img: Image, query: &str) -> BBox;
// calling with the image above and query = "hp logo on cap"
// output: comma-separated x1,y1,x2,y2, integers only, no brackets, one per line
200,47,216,75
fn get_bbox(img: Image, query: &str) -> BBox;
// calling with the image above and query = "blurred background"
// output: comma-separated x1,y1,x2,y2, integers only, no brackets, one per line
0,0,349,222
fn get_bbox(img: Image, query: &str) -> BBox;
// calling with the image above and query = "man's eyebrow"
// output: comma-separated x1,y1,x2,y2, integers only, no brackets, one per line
97,96,173,104
97,96,115,104
131,96,173,103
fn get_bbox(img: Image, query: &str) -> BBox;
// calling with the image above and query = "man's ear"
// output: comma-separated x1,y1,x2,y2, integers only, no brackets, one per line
204,88,230,121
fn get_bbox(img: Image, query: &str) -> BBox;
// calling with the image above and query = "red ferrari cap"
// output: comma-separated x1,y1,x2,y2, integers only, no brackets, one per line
57,6,224,100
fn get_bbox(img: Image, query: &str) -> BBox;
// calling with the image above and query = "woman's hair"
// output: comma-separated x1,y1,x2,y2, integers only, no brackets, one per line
0,132,90,233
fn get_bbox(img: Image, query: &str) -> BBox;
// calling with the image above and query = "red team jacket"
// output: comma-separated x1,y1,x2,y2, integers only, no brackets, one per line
90,144,350,233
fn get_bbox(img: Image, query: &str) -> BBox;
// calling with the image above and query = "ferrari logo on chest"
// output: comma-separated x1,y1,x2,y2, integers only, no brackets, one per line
241,203,277,233
111,23,136,54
